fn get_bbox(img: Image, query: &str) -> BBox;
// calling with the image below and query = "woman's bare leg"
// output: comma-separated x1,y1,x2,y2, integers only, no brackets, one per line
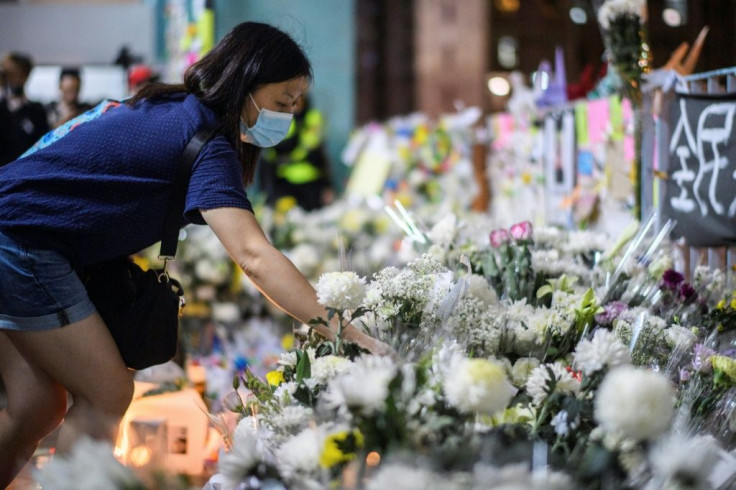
0,332,67,488
5,312,134,454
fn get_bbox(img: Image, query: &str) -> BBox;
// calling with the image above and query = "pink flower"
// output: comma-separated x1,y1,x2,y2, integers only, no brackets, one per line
489,229,510,248
509,221,533,241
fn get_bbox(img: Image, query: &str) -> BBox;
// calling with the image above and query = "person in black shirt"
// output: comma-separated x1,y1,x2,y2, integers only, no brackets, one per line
0,53,50,166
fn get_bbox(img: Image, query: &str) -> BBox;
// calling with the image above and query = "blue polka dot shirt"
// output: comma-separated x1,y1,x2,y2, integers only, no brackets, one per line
0,93,252,267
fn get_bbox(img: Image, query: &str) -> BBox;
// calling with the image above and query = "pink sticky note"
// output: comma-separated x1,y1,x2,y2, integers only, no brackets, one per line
587,98,610,146
621,97,633,125
492,113,514,151
624,134,635,162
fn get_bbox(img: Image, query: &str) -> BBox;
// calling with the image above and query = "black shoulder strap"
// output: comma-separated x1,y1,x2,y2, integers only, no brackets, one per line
159,128,216,260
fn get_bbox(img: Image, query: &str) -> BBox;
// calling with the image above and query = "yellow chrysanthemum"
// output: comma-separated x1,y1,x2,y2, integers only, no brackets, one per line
281,333,295,351
711,355,736,387
484,404,536,427
275,196,297,215
319,430,364,468
265,370,285,387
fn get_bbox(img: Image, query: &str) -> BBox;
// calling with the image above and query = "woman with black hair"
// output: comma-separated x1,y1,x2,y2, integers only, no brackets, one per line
0,22,389,486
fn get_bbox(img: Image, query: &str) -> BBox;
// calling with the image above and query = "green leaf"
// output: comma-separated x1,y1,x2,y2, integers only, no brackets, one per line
309,317,329,327
296,350,311,383
537,285,553,299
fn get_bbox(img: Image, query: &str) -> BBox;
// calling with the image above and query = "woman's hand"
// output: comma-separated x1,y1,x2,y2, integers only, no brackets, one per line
343,326,396,357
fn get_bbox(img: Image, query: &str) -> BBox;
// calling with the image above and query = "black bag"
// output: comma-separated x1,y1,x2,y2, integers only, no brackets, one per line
82,129,214,370
84,257,184,370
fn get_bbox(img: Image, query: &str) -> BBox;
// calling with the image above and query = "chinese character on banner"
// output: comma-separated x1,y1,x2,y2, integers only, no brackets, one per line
665,92,736,246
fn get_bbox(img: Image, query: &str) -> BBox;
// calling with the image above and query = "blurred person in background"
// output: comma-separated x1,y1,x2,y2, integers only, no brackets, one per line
46,67,92,129
127,64,159,95
0,53,49,166
257,94,334,211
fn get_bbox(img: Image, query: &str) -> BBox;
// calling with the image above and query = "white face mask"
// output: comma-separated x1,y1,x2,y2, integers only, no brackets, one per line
239,93,293,148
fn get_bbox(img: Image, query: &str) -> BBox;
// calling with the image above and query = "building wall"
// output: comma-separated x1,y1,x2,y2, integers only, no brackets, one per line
0,1,155,66
216,0,356,191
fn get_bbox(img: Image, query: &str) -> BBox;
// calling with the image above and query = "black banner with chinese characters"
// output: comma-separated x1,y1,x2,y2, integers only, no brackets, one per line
664,92,736,246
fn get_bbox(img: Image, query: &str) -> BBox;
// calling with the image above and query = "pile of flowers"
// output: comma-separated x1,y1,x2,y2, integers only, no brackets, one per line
38,214,736,489
200,216,736,489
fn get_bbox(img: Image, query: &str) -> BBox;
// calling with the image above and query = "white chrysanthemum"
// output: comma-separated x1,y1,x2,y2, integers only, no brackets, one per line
665,325,697,350
647,435,721,490
533,226,563,245
367,463,456,490
573,329,631,375
595,366,674,440
444,357,517,415
551,289,580,313
563,230,609,254
465,274,498,307
277,348,315,369
316,271,367,310
219,417,264,483
511,357,541,387
275,426,324,480
35,437,141,490
427,214,458,246
277,351,298,368
286,243,320,275
526,363,580,405
266,406,314,433
323,355,397,415
597,0,644,29
273,381,299,405
311,355,351,384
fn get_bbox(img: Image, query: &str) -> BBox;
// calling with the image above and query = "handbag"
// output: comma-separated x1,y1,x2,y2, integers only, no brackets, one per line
83,128,215,370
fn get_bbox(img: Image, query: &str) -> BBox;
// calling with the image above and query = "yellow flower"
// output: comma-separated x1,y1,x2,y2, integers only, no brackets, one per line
319,430,364,468
483,404,535,427
281,333,295,351
717,299,727,310
711,355,736,387
466,358,505,383
265,370,284,387
275,196,297,215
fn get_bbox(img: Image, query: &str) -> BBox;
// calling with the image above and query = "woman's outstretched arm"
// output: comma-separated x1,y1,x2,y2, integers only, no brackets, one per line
201,207,391,355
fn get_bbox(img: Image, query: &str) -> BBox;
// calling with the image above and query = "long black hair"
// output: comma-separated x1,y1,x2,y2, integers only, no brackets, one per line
128,22,312,184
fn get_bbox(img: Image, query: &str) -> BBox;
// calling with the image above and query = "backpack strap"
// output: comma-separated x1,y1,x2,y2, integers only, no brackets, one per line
159,128,216,260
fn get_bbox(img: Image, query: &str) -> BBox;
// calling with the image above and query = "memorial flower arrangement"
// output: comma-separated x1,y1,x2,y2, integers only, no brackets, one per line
36,212,736,489
200,217,736,489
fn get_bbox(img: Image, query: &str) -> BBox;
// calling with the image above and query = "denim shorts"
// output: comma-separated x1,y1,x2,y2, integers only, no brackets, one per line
0,229,96,331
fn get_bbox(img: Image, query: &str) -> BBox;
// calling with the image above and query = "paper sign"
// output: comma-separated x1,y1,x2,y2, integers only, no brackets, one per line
587,98,610,147
664,92,736,246
345,129,393,198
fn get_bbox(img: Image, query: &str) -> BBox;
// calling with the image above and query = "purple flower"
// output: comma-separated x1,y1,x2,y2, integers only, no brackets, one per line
679,368,691,382
490,229,511,248
595,301,628,326
692,343,716,373
679,282,698,302
509,221,533,241
662,269,684,290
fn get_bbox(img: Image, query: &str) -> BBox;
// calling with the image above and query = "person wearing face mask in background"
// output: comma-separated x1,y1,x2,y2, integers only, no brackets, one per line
0,22,392,488
46,67,93,129
0,53,49,166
